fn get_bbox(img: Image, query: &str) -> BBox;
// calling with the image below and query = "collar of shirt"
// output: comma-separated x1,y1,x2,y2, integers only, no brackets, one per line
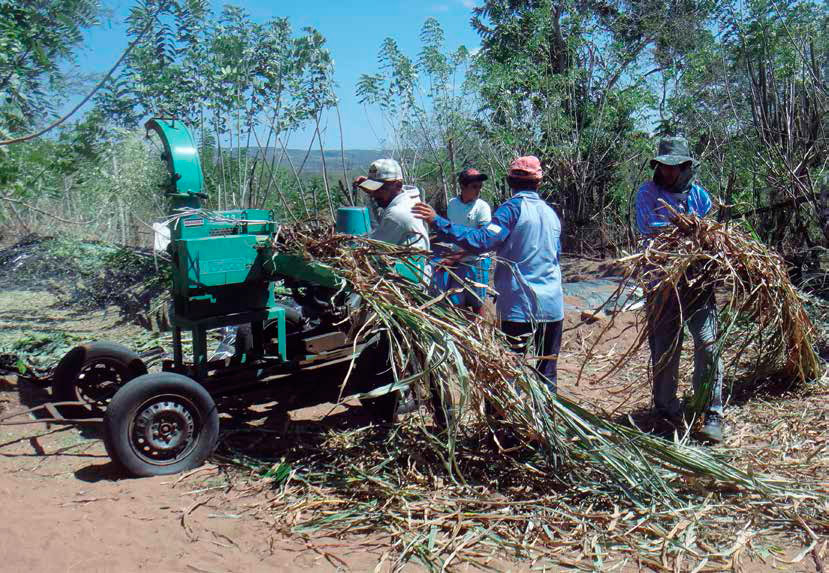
384,190,411,210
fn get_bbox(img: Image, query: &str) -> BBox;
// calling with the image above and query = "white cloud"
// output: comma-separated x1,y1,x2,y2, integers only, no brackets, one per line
431,3,450,11
460,0,476,8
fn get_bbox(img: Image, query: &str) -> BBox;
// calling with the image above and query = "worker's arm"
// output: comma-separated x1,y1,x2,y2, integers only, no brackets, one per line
636,182,714,237
693,184,713,218
413,198,520,254
635,183,665,236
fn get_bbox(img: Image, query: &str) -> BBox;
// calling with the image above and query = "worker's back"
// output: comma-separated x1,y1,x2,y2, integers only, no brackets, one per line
494,191,562,322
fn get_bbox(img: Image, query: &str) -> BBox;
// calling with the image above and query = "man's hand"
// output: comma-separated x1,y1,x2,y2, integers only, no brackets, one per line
412,201,437,224
440,252,465,266
352,175,368,189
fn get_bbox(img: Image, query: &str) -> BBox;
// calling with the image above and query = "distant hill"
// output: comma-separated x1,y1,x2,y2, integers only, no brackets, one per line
251,148,387,177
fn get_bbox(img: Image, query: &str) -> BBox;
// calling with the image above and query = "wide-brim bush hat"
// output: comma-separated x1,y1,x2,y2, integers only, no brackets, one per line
650,137,698,168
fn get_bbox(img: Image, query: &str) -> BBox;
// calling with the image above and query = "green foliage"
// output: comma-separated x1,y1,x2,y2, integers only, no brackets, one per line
357,19,478,210
0,0,100,135
0,330,81,373
9,330,77,354
2,0,828,257
468,0,718,247
665,0,829,251
353,0,825,254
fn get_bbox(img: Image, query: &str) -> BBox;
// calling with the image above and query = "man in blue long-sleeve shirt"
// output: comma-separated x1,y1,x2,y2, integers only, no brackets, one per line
635,137,724,443
413,156,563,392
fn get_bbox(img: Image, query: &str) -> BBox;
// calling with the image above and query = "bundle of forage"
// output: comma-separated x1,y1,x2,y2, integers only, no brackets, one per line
272,223,800,504
584,206,821,397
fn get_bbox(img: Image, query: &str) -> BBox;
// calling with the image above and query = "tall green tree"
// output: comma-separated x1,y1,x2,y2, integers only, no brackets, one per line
0,0,101,135
357,18,477,209
666,0,828,253
469,0,718,249
96,1,339,215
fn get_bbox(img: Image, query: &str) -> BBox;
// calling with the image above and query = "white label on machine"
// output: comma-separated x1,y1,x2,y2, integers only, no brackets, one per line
153,222,171,251
184,218,204,227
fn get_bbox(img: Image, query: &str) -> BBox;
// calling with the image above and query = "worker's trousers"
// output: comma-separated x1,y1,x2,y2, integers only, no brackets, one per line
646,288,723,417
501,320,563,393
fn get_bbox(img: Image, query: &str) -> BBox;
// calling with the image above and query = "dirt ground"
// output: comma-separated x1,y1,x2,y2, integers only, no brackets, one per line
0,252,825,572
0,286,495,572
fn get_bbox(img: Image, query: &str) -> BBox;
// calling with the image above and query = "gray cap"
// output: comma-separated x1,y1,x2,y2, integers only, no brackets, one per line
650,137,697,167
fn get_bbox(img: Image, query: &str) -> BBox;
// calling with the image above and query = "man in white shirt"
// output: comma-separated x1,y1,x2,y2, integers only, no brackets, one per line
435,168,492,314
352,158,430,418
353,158,430,252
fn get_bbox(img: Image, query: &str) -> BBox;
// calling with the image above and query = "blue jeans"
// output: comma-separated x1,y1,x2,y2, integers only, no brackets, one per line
433,257,491,311
646,288,723,417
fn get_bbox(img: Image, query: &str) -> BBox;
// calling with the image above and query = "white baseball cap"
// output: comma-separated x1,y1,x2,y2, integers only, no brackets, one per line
358,158,403,191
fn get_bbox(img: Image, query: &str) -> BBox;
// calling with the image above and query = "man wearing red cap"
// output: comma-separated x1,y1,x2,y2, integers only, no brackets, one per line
413,156,563,392
433,168,493,314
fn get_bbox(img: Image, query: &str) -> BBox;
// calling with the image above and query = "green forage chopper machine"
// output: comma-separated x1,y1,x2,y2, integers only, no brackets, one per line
50,118,431,477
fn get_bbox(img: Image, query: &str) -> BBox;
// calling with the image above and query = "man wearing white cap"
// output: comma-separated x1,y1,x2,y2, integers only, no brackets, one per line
353,158,430,251
353,158,430,417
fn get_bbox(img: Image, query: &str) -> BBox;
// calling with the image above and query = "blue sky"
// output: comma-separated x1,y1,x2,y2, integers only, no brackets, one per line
75,0,483,149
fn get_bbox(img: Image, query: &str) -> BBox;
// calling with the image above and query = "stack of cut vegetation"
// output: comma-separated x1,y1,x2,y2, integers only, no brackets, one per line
216,224,829,570
0,235,169,315
0,236,170,375
585,207,821,391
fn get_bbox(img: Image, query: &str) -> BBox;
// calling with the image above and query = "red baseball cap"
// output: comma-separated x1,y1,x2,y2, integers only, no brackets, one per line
508,156,543,180
457,168,488,184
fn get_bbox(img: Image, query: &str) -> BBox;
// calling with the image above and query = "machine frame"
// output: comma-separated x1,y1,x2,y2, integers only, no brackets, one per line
31,118,429,477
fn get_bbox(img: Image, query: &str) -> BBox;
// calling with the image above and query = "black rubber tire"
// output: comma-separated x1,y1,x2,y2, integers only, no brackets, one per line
52,342,147,416
103,372,219,477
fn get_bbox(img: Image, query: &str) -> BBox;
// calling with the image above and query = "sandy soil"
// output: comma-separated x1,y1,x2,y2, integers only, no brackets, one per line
0,376,495,573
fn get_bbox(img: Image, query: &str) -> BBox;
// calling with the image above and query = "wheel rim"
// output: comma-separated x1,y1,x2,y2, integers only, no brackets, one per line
75,360,128,408
128,394,200,466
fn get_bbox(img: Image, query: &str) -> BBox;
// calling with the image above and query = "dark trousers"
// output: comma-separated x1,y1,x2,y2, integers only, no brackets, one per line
501,320,563,393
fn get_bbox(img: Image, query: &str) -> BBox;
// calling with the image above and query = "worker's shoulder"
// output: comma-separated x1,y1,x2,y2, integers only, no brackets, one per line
634,181,658,207
383,194,420,224
636,180,657,196
521,193,561,225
